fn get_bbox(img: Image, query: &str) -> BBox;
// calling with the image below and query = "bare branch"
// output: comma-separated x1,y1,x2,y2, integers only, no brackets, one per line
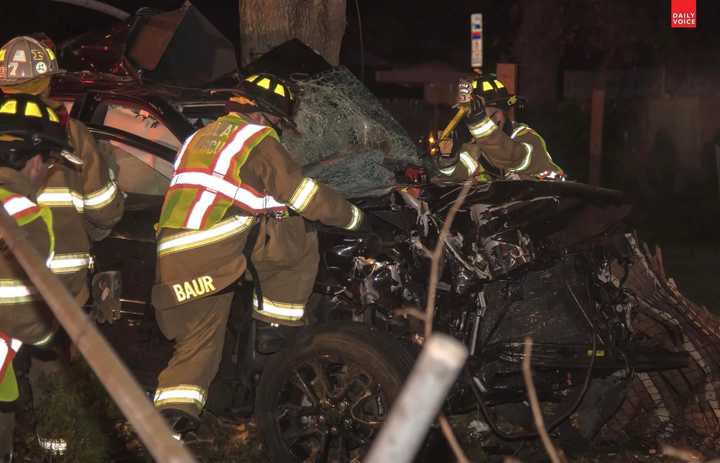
522,337,565,463
417,180,473,463
654,244,667,282
661,444,704,462
503,458,523,463
393,306,427,321
424,181,473,340
438,414,471,463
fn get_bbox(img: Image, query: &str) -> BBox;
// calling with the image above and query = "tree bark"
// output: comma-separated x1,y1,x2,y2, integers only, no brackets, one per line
238,0,346,66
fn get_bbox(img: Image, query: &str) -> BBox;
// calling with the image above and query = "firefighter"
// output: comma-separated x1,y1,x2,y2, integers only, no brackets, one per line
152,73,363,436
0,35,124,299
432,74,565,181
0,36,124,456
0,95,71,461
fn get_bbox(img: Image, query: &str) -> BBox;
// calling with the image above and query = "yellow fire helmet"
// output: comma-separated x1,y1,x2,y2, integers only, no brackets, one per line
0,94,81,167
471,74,520,110
0,36,63,87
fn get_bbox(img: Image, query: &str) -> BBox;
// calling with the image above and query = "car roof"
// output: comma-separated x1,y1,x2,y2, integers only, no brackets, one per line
50,71,229,106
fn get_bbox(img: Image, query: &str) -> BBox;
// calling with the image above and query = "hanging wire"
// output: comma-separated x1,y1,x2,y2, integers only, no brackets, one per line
354,0,365,83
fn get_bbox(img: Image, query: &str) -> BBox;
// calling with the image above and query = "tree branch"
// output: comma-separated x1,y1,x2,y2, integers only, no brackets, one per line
523,337,566,463
424,181,473,340
438,414,471,463
418,180,473,463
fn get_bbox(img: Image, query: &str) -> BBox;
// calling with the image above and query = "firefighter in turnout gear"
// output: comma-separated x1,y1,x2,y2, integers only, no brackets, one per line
152,73,363,434
0,94,69,461
432,74,565,181
0,35,124,302
0,36,124,457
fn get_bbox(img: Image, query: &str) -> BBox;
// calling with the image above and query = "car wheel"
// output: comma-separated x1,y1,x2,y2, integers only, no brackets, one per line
255,321,414,462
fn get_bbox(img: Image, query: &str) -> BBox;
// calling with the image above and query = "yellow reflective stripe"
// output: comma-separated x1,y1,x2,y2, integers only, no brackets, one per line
256,78,271,89
274,84,285,96
157,215,255,257
25,101,42,118
468,117,497,139
0,279,37,304
0,100,17,114
171,172,286,212
48,253,92,274
510,143,533,172
32,328,56,347
438,165,457,176
459,151,479,176
212,124,268,176
174,131,198,170
37,436,67,455
288,178,319,213
253,295,304,321
154,385,207,409
344,205,363,231
84,181,118,209
510,124,529,139
47,107,59,122
482,81,493,91
37,183,118,212
36,188,85,211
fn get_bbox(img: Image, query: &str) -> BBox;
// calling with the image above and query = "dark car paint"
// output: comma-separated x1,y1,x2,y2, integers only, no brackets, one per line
52,72,640,391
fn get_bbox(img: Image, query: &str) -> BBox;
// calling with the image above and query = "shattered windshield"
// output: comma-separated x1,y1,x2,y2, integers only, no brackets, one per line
282,68,422,198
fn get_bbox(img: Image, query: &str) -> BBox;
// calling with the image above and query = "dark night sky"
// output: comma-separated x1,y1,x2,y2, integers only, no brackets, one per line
1,0,719,74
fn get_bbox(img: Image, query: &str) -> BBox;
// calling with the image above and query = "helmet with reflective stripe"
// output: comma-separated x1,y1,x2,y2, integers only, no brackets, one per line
0,36,62,87
0,94,73,169
471,74,520,110
233,73,297,121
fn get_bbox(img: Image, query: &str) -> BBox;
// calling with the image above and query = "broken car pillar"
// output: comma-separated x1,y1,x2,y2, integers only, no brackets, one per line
0,206,197,463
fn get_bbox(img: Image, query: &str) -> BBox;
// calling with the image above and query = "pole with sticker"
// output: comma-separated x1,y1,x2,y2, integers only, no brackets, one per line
471,13,483,75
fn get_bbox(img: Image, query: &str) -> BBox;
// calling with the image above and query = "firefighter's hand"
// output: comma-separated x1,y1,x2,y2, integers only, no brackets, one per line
439,138,453,155
456,77,474,106
466,94,487,125
456,77,486,123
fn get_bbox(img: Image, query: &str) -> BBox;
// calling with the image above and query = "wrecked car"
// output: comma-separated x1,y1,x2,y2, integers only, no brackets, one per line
46,5,720,461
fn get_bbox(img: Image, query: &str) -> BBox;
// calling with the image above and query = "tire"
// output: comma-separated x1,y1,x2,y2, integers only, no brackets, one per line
255,321,414,462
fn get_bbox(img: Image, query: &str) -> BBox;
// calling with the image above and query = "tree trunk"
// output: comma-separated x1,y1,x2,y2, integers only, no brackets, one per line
238,0,347,66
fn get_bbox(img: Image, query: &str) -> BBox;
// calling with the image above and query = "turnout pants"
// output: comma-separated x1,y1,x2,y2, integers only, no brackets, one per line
154,219,320,417
154,292,233,417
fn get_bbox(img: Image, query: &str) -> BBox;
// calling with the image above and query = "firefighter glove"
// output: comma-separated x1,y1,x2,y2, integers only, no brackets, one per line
465,93,487,127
